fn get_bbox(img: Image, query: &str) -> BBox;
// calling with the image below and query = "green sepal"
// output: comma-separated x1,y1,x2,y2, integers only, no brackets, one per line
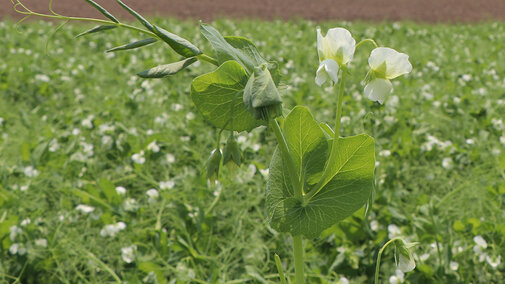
206,149,222,183
243,63,282,121
153,25,202,58
222,134,241,167
137,57,197,78
85,0,119,23
75,25,117,38
106,38,157,53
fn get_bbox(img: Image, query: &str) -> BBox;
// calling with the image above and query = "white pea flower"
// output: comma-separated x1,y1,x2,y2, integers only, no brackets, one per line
394,239,417,272
75,204,95,214
365,47,412,104
315,27,356,86
115,186,127,195
121,245,137,263
147,141,160,153
131,151,145,164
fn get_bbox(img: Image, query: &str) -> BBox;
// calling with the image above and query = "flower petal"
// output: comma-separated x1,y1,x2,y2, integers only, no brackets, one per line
325,28,356,64
364,78,393,104
369,47,412,79
315,59,339,86
398,252,416,272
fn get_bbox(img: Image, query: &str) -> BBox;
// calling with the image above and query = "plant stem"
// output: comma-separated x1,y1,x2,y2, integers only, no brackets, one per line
304,71,346,202
269,119,303,199
274,254,287,284
293,235,304,284
375,237,400,284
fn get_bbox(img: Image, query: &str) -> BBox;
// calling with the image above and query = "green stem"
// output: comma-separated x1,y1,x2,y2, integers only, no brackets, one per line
304,71,346,202
197,54,219,66
355,38,378,51
293,235,304,284
269,119,303,199
13,1,220,66
375,237,400,284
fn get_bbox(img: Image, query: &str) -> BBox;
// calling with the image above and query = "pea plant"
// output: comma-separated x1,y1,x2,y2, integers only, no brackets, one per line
11,0,416,282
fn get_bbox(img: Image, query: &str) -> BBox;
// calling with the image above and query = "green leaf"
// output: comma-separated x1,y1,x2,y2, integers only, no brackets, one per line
75,25,117,38
137,57,197,78
267,125,375,238
282,106,327,187
116,0,153,32
200,23,266,74
153,25,202,58
99,178,119,205
106,38,157,53
191,61,262,132
138,262,167,284
85,0,119,23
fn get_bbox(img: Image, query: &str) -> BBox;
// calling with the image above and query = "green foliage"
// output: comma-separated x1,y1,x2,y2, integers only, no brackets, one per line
191,60,262,132
106,38,158,53
268,107,374,238
1,18,505,283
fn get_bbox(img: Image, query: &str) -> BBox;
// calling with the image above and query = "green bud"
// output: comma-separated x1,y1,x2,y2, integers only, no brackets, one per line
243,63,283,121
206,149,222,183
223,135,241,167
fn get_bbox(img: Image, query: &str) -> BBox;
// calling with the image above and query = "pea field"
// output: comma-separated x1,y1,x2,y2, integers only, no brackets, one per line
1,17,505,283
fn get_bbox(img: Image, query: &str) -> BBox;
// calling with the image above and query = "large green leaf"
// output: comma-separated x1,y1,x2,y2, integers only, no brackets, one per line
191,61,262,132
267,114,375,238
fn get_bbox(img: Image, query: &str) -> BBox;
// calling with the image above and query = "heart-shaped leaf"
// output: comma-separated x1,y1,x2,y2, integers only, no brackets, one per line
267,108,375,238
191,60,262,132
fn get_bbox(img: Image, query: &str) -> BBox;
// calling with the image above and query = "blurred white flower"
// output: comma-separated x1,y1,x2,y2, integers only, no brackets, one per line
100,222,126,237
123,198,138,212
9,243,26,255
473,235,488,249
389,269,404,284
76,204,95,214
395,239,417,272
9,226,23,241
315,27,355,86
20,218,31,226
147,141,160,153
23,166,39,178
388,224,402,239
442,157,453,170
339,276,350,284
449,261,459,271
131,151,145,164
35,238,48,248
500,136,505,145
115,186,127,195
166,153,176,164
160,180,175,190
365,47,412,104
379,150,391,157
121,245,137,263
486,255,501,269
370,220,379,231
147,189,159,203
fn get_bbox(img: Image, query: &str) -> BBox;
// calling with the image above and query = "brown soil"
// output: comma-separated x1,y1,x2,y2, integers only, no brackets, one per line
2,0,505,23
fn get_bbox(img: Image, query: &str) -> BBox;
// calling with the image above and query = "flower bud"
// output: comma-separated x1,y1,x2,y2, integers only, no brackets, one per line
206,149,222,183
243,63,282,121
222,135,242,167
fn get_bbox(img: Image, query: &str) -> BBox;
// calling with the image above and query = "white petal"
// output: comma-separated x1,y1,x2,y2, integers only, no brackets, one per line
398,252,416,272
325,28,356,64
364,79,393,104
315,60,339,86
316,28,325,62
369,47,412,79
315,62,329,86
